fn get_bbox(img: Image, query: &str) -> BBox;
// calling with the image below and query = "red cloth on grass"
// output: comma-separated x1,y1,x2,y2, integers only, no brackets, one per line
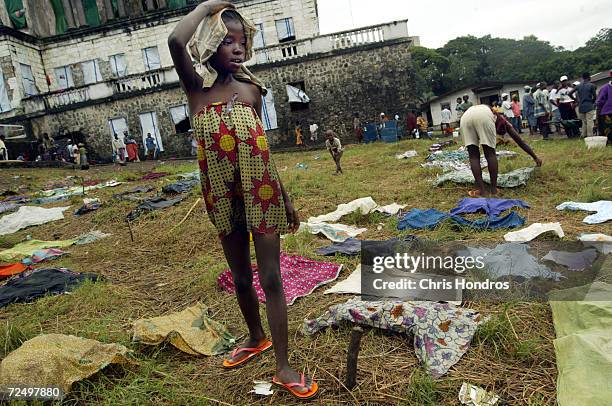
0,263,27,279
217,253,342,305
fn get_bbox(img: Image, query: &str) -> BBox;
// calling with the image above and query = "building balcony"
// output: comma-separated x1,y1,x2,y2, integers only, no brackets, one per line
19,68,180,116
247,20,411,66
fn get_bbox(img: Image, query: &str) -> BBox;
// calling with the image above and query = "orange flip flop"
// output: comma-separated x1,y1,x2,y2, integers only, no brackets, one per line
222,340,272,368
272,373,319,399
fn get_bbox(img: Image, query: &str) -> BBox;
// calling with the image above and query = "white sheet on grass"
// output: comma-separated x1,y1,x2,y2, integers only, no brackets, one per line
308,197,378,223
503,222,565,242
298,222,366,243
0,206,70,236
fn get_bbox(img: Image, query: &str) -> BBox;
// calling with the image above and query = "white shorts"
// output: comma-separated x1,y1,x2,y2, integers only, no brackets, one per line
460,105,496,148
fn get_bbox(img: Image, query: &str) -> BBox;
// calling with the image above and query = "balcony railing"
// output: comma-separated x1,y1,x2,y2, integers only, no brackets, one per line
249,20,409,65
114,70,164,93
45,87,90,108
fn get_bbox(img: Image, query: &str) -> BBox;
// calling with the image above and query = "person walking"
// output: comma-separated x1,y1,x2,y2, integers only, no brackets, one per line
570,72,597,138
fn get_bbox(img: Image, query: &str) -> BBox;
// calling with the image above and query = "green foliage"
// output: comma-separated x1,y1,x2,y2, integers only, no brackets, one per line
416,28,612,98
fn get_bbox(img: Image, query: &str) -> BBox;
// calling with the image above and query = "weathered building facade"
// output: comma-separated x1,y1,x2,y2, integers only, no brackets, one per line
0,0,417,160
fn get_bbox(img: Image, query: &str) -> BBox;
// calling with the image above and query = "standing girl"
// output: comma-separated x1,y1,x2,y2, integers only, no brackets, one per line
168,0,317,399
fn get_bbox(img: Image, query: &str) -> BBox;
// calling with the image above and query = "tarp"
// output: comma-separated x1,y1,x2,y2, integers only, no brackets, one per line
0,334,136,393
0,239,75,262
0,206,70,236
433,167,535,188
549,282,612,406
303,298,483,378
132,303,235,356
218,253,343,305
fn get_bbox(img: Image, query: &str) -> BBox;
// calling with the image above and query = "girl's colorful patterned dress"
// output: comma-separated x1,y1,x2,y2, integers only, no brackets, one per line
194,101,287,237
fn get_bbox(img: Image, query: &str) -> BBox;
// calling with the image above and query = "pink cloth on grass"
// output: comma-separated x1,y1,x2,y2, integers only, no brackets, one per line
217,253,343,305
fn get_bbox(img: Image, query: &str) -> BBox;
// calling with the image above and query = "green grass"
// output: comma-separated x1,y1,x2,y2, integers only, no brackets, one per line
0,137,608,405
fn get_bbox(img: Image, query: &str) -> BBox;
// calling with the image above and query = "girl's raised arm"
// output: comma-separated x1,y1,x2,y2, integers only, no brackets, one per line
168,1,234,93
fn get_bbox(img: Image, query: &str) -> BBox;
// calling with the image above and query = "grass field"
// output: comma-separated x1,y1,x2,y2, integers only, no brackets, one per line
0,136,610,405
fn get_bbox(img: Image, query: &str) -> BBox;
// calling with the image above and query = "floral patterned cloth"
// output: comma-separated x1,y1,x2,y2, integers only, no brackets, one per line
302,297,484,378
217,253,343,305
194,102,287,237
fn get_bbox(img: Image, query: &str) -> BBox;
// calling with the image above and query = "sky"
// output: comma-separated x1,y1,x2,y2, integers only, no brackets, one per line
317,0,611,50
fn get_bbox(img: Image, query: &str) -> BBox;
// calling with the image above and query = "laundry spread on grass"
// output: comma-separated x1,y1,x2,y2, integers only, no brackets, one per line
0,268,101,308
299,222,367,242
0,239,76,262
308,197,378,223
140,172,169,181
21,248,68,265
458,243,561,281
450,198,529,217
374,203,406,215
74,198,101,215
0,201,20,214
323,265,362,295
432,167,535,188
549,282,612,406
578,233,612,254
398,208,525,231
75,230,111,245
162,179,199,194
127,196,184,221
542,249,599,271
458,383,501,406
503,222,565,242
0,263,28,279
132,303,236,356
218,253,343,305
0,206,71,235
303,298,483,378
0,334,137,393
316,238,362,256
396,150,418,159
36,180,122,201
556,200,612,224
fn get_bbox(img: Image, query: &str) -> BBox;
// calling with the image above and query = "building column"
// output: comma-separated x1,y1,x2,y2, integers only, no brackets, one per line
103,0,114,19
71,0,87,26
116,0,126,17
157,0,166,8
124,0,143,17
61,0,76,28
145,0,155,11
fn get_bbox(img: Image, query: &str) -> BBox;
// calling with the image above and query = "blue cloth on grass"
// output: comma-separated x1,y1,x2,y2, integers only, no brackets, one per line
397,208,525,231
450,198,529,217
316,238,362,256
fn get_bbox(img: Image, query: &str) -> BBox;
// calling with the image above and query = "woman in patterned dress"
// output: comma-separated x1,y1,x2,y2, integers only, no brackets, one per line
168,0,317,399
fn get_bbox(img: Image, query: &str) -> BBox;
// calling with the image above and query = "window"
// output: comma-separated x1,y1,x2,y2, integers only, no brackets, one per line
0,67,12,112
169,104,191,133
253,23,265,49
110,54,128,77
275,17,295,42
288,81,309,112
54,66,74,90
142,46,161,71
81,60,103,84
19,63,37,96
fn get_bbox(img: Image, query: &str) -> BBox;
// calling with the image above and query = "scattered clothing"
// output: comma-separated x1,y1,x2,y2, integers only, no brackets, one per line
0,334,136,393
549,282,612,406
75,230,111,245
374,203,406,216
31,195,71,205
504,222,565,242
578,233,612,254
458,244,560,281
74,198,101,215
140,172,168,181
0,201,20,214
0,268,101,308
0,263,28,279
433,167,535,188
303,298,483,378
298,222,367,242
21,248,68,266
542,249,598,271
218,253,343,305
450,198,529,217
556,201,612,224
132,303,236,356
459,383,501,406
161,179,198,194
396,150,418,159
316,238,361,256
0,206,71,236
323,265,362,295
397,208,525,231
127,196,184,221
308,197,378,224
0,239,76,262
129,185,155,193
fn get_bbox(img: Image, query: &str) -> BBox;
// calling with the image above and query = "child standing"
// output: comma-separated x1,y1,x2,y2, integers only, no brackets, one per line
169,0,316,399
325,130,344,175
295,121,305,147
